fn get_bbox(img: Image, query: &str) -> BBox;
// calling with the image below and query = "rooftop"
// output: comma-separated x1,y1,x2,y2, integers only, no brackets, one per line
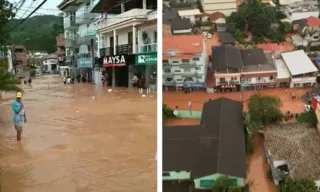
170,18,192,31
218,32,235,45
163,98,246,179
211,45,243,70
265,123,320,180
306,16,320,27
163,35,203,53
241,48,276,73
281,50,318,75
275,59,290,79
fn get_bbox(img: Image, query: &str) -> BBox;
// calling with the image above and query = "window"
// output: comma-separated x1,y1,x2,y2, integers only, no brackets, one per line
270,76,274,80
163,69,171,73
196,67,201,70
197,76,202,79
199,180,214,187
176,79,183,82
220,78,226,82
229,179,237,185
231,77,237,80
184,68,191,72
184,77,193,81
128,32,133,44
193,57,200,61
166,78,173,81
154,31,157,43
174,70,181,73
172,61,179,63
182,59,189,63
163,60,169,64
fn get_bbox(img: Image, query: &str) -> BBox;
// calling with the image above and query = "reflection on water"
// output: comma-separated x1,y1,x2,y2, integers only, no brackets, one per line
0,75,157,192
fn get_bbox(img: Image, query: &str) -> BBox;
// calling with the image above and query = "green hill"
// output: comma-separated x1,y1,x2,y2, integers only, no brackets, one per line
8,15,64,53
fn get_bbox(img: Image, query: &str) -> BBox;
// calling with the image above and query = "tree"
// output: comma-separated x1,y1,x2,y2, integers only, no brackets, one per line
163,104,175,121
0,0,15,46
247,93,283,125
0,68,22,92
297,110,318,127
279,177,317,192
212,176,242,192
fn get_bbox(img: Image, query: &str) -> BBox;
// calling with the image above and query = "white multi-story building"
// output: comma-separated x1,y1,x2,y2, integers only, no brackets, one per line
201,0,237,16
282,1,319,22
58,0,99,81
162,35,207,89
94,0,157,88
42,54,59,73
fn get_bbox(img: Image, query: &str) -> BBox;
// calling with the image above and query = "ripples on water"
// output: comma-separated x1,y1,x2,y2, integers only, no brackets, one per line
0,75,157,192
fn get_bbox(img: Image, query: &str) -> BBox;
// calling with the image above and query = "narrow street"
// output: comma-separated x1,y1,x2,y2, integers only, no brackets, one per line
0,75,157,192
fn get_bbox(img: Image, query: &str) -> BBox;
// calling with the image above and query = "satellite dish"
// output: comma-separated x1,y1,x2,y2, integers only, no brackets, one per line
173,110,179,116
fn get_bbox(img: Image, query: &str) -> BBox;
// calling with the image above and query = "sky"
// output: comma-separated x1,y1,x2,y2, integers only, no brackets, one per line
9,0,62,18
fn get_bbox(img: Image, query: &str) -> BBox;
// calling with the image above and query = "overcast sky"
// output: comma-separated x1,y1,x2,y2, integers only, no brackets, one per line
9,0,62,18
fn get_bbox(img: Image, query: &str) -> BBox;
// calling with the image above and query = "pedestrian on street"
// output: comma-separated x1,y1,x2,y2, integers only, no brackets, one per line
63,76,66,85
12,92,27,141
188,101,192,115
28,77,32,87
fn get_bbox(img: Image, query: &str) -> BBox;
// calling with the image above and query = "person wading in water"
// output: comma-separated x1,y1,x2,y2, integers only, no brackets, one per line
12,92,27,141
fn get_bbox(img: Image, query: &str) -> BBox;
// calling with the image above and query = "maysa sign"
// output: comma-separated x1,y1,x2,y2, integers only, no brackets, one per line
103,55,126,67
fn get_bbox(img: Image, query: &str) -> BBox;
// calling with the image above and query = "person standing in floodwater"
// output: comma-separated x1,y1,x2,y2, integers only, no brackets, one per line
12,92,27,141
188,101,192,115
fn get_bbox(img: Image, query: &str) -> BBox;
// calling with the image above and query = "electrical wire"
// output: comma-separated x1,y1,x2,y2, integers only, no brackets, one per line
6,0,48,34
19,0,39,19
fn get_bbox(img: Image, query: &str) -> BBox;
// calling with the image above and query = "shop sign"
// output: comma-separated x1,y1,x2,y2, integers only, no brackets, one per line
103,55,126,67
183,82,205,88
135,53,157,65
221,85,236,88
77,58,92,68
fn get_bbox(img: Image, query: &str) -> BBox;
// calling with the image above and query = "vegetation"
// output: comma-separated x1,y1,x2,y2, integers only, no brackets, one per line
226,0,286,44
163,104,175,121
0,0,22,93
0,68,22,92
243,112,261,155
247,93,283,125
297,110,318,128
266,168,273,181
7,15,63,53
194,20,213,27
211,176,249,192
279,177,317,192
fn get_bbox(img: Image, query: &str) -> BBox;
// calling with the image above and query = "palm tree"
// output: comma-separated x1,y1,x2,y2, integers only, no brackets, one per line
0,68,22,92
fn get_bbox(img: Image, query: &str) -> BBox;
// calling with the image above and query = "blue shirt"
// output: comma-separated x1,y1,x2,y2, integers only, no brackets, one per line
12,100,24,123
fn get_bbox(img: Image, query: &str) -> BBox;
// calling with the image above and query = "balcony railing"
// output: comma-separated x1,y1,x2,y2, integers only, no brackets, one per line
181,71,198,76
100,47,114,57
117,44,133,55
75,6,95,25
77,29,96,44
138,43,157,53
218,80,240,85
64,15,76,29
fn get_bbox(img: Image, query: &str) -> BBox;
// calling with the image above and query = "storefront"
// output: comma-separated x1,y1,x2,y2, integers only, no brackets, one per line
77,57,93,83
217,84,239,92
134,52,157,90
103,54,135,87
183,82,206,90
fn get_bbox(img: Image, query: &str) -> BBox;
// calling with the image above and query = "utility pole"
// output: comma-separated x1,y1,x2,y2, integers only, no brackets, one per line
90,39,95,84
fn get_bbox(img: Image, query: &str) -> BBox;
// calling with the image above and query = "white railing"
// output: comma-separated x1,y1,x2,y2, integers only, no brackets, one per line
292,77,316,82
78,28,96,37
138,43,157,53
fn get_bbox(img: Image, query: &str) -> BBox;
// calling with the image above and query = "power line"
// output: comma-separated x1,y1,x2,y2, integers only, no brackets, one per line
6,0,48,33
19,0,40,19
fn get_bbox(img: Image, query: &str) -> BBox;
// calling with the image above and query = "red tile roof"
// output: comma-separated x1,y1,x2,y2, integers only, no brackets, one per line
257,43,281,50
163,35,203,53
162,53,196,59
306,16,320,27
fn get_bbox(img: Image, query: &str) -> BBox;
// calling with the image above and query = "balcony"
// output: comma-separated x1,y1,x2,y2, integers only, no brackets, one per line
100,47,114,57
64,15,77,29
116,44,133,55
76,29,96,45
217,80,240,85
75,5,95,25
163,81,176,85
163,73,174,77
181,71,198,77
138,43,157,53
65,35,77,48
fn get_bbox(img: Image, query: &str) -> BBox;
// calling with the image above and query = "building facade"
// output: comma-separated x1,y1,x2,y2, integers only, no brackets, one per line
42,54,59,73
201,0,237,16
58,0,99,81
94,0,157,88
56,33,66,66
162,35,206,89
13,45,28,72
283,1,319,22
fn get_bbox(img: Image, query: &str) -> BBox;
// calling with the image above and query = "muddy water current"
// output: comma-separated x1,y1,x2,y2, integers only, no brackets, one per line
0,75,157,192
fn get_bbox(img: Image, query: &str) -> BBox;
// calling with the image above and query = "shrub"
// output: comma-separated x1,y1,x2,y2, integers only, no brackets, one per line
297,110,318,127
267,168,274,181
163,104,175,121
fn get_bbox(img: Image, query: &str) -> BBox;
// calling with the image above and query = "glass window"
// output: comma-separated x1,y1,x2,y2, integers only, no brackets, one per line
163,69,171,73
172,61,179,63
182,59,189,63
199,180,214,187
184,68,191,72
163,60,169,64
193,57,200,61
196,67,201,70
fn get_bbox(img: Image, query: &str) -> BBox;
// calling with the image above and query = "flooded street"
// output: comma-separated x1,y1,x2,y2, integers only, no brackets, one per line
0,75,157,192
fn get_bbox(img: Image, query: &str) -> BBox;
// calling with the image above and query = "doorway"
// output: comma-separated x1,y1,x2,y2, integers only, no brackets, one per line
115,66,128,87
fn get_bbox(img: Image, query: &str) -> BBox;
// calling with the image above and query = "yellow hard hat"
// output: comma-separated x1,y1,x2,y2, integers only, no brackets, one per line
16,92,22,98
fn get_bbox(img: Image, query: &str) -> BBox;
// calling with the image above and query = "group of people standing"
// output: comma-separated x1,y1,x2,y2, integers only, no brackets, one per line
132,74,146,89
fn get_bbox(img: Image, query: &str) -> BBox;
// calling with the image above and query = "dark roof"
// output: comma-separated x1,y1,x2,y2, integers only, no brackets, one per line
163,98,246,179
292,19,307,28
163,9,180,24
218,32,235,44
171,18,192,30
241,48,268,66
211,45,243,70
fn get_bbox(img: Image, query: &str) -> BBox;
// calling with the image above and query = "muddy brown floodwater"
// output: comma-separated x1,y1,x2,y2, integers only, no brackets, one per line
0,75,157,192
